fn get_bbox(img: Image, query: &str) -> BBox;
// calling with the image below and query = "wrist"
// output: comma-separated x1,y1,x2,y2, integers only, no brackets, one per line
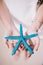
30,21,42,32
27,24,38,35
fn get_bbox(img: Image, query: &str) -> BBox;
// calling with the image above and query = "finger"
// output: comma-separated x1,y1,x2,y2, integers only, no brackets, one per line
34,36,40,51
11,40,20,56
25,32,34,50
11,42,14,48
13,50,20,59
6,40,9,48
25,39,34,59
25,32,30,45
29,39,34,50
25,49,31,59
10,40,18,50
26,51,31,59
20,43,25,50
5,31,13,48
11,40,17,48
18,43,24,52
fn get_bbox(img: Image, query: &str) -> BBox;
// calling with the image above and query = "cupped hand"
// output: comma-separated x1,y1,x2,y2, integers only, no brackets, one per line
5,27,21,58
24,27,40,59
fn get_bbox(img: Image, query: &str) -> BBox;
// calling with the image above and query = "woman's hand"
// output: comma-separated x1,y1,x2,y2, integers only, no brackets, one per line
5,25,40,59
5,27,21,58
24,26,40,59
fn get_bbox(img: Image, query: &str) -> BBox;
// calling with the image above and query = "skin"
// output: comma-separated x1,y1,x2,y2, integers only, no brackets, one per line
25,4,43,59
0,0,20,58
0,0,43,59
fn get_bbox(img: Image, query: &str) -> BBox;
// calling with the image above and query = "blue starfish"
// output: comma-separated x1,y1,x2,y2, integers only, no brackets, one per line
5,24,38,56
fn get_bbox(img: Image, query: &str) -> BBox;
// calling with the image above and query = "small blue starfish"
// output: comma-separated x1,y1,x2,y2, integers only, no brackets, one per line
5,24,38,56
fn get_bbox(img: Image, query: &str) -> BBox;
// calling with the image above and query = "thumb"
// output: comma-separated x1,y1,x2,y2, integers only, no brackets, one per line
34,36,40,51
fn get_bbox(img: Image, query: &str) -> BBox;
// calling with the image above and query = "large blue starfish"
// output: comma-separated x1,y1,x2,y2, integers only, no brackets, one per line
5,24,38,56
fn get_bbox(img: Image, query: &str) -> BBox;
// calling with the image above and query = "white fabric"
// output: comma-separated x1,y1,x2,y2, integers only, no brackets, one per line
4,0,37,33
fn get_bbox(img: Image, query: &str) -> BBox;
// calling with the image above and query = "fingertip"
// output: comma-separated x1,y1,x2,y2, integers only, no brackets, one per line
34,41,40,51
25,49,31,59
6,40,9,48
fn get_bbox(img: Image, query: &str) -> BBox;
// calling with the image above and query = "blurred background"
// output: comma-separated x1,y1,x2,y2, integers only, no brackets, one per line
0,0,43,65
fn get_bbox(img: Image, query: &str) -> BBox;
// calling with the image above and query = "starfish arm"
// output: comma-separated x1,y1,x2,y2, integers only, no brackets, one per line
22,38,34,54
12,39,21,55
20,24,23,36
24,33,38,40
5,36,20,40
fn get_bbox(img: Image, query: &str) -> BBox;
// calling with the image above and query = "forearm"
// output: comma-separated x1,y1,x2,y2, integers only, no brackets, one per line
30,13,43,32
30,4,43,32
0,0,16,31
30,20,43,32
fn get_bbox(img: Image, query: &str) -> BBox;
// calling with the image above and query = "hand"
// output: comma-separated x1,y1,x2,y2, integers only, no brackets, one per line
5,27,21,58
5,25,40,59
24,26,40,59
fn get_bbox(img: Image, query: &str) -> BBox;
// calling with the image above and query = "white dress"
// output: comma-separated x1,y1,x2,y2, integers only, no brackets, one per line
4,0,37,33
